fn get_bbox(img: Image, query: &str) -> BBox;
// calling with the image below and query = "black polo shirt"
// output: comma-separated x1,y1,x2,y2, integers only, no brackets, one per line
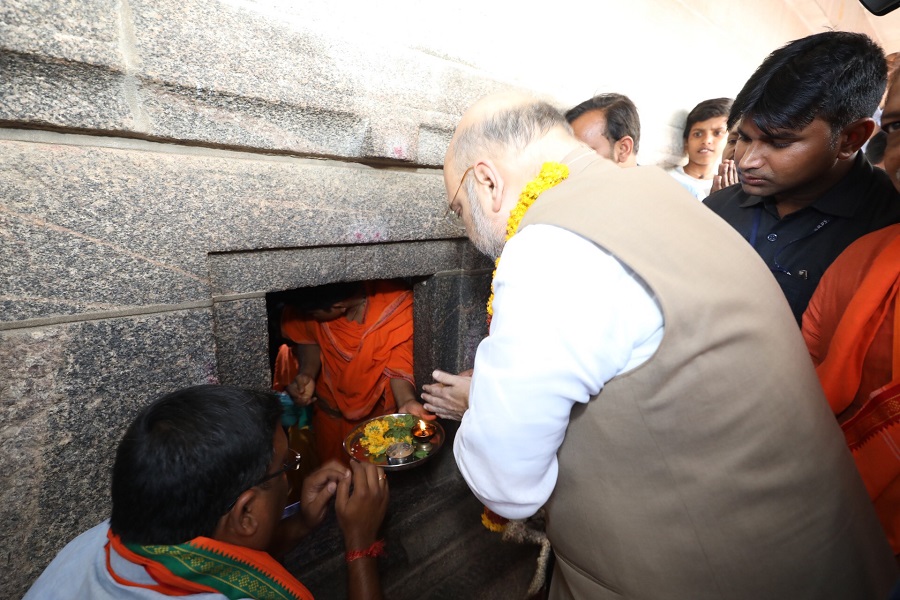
703,153,900,324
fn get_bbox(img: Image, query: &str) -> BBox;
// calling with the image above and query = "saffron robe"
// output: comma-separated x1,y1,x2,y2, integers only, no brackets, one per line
803,223,900,553
280,280,414,465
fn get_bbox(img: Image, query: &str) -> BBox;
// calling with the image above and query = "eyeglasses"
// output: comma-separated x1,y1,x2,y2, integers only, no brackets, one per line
224,448,302,512
445,165,474,220
253,448,302,487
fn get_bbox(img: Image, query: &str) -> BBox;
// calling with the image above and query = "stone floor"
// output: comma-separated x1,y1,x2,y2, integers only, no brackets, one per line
284,425,547,599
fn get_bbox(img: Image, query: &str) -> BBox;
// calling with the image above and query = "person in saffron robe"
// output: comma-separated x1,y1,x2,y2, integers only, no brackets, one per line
24,385,390,600
278,280,432,466
802,66,900,560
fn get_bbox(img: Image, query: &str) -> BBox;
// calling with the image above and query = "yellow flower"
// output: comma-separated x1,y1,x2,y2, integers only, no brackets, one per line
487,162,569,319
360,417,413,456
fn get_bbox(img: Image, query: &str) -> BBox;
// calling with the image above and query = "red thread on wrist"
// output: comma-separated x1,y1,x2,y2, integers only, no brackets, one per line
345,539,386,563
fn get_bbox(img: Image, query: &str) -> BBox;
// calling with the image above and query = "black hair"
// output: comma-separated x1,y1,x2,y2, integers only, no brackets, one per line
865,130,887,165
564,93,642,153
683,98,733,142
110,385,282,544
729,31,886,136
283,281,365,314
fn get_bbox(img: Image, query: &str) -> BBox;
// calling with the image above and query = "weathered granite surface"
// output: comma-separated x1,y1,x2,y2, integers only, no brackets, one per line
208,240,473,297
212,297,270,388
0,52,134,131
0,309,218,598
1,138,460,324
0,0,518,162
0,1,531,595
0,130,503,597
413,269,491,386
0,0,123,69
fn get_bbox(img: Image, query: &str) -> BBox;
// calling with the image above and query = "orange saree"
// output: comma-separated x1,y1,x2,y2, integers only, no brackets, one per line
803,225,900,553
280,280,414,465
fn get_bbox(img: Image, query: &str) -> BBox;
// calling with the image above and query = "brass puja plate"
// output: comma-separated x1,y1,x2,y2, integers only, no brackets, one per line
343,413,445,471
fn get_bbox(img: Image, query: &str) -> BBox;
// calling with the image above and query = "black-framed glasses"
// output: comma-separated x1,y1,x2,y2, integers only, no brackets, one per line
254,448,302,487
224,448,302,512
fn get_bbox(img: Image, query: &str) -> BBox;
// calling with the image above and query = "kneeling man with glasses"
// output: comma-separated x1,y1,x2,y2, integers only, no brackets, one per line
24,385,389,600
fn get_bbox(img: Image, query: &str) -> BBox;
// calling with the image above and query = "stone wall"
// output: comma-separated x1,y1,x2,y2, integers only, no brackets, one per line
0,126,498,595
0,0,502,589
2,0,897,596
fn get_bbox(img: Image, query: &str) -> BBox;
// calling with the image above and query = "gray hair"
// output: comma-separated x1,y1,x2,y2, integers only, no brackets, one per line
449,100,571,173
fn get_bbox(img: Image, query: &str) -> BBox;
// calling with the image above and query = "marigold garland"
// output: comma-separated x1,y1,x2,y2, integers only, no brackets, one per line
480,161,569,534
481,507,510,533
486,162,569,321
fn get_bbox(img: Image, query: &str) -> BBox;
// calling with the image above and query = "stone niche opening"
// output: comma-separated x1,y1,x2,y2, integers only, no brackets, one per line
205,241,543,598
263,276,422,382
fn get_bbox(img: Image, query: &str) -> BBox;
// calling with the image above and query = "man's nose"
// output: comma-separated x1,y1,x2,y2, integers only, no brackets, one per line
738,142,763,170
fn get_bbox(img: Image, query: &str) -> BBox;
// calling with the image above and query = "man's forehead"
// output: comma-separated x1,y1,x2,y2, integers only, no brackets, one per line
738,117,796,138
575,109,607,128
690,116,728,131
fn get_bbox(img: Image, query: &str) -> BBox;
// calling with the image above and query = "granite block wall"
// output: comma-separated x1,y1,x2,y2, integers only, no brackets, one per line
3,0,896,596
1,0,508,588
0,129,494,595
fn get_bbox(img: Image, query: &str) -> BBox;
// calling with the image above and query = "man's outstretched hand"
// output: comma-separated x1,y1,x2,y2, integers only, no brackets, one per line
421,369,472,420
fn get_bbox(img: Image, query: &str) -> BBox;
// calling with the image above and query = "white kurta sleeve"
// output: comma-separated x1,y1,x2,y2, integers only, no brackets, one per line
454,224,664,519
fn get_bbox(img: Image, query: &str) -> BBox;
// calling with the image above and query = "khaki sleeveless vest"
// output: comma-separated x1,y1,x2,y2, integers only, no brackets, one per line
520,158,896,599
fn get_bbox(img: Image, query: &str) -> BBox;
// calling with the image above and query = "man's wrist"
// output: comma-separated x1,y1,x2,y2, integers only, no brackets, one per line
345,539,385,563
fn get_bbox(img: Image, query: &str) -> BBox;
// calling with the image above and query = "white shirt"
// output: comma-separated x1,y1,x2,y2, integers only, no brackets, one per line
667,165,713,201
454,224,664,519
24,522,234,600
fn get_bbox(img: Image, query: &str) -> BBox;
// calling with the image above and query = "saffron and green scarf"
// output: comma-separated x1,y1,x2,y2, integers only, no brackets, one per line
106,529,314,600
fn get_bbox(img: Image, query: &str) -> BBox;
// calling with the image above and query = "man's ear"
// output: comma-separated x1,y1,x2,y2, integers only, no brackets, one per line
213,489,260,544
837,118,876,159
472,160,504,213
613,137,634,165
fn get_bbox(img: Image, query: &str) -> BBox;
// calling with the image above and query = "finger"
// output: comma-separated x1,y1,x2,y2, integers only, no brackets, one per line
355,460,379,492
421,384,443,397
305,481,338,521
312,461,351,485
335,465,352,513
432,370,463,385
424,405,458,420
423,386,454,403
410,404,438,420
420,392,445,406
